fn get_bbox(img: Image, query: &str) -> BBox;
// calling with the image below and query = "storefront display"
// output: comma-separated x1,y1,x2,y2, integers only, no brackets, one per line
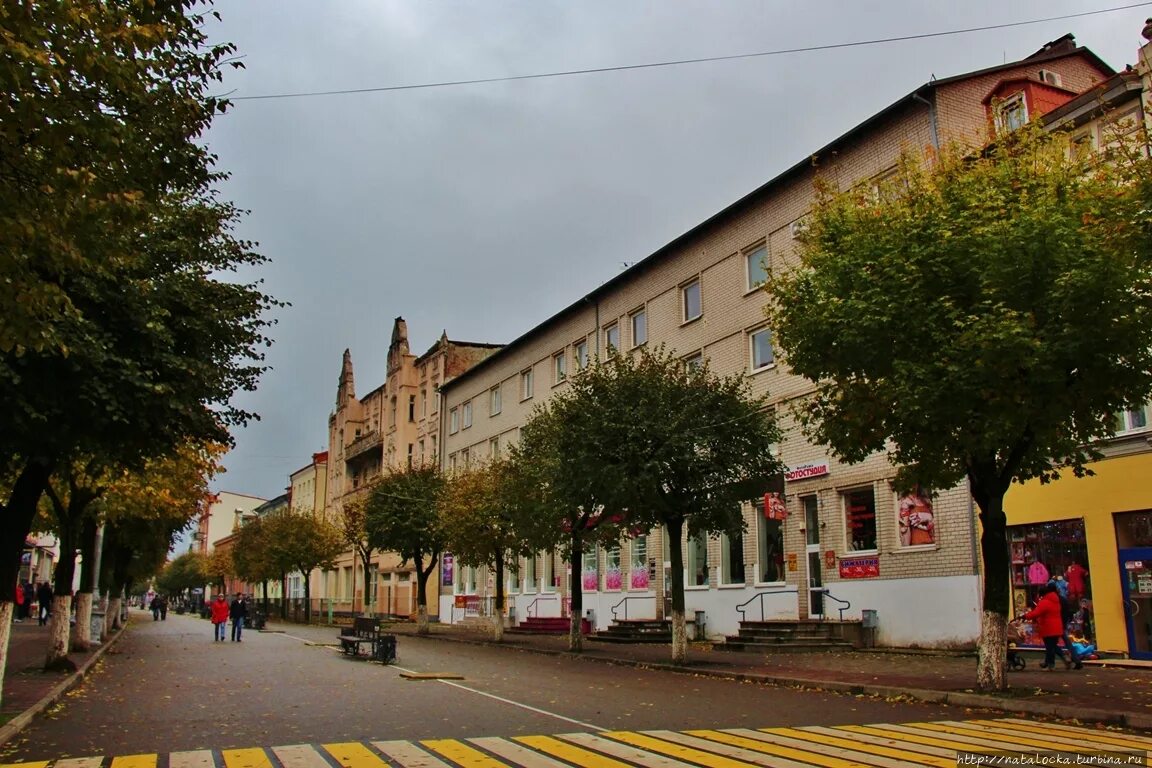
1008,519,1093,647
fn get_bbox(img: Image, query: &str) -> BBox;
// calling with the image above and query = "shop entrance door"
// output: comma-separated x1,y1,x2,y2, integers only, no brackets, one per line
803,496,823,619
1119,548,1152,660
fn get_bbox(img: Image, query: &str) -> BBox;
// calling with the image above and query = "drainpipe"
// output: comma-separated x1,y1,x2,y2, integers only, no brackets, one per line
911,90,940,152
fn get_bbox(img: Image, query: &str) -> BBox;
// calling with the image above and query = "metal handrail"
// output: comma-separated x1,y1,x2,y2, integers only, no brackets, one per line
821,589,851,621
610,595,655,622
526,595,557,619
735,591,783,622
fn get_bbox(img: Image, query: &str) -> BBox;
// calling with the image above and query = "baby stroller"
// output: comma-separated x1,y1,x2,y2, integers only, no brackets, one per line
1006,619,1027,671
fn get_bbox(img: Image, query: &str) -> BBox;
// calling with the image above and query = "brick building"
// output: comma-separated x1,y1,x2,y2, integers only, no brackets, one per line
437,35,1117,647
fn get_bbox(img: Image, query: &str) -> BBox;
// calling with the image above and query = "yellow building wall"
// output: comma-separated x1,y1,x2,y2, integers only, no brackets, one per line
1006,452,1152,655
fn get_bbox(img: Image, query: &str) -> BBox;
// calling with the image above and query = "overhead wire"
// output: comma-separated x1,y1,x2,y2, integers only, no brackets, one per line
231,3,1152,102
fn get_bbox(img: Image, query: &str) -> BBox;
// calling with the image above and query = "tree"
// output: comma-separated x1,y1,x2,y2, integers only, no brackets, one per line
233,517,278,617
205,549,234,592
156,552,209,600
364,464,446,633
260,511,344,624
764,123,1152,691
337,497,376,616
440,460,537,642
517,347,782,660
0,1,280,706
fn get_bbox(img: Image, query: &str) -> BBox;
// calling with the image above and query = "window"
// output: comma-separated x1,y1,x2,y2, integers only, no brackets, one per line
418,439,425,462
523,556,536,592
629,534,649,589
995,91,1028,134
897,490,936,548
604,324,619,352
1116,403,1150,433
575,339,589,370
745,244,768,290
408,395,416,422
750,328,774,370
630,308,647,347
844,487,878,552
605,546,622,590
682,279,702,322
390,398,397,427
407,443,414,468
431,435,437,460
755,499,785,583
686,532,708,586
489,436,500,459
542,554,554,592
461,447,470,467
684,352,703,372
553,351,567,383
581,546,599,591
449,453,457,471
421,388,428,418
720,529,745,585
449,407,459,434
462,400,472,429
509,563,521,593
521,369,534,400
490,385,501,415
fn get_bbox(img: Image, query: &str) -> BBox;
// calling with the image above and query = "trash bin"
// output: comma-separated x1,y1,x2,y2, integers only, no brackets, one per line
374,634,397,664
694,610,707,641
861,609,878,648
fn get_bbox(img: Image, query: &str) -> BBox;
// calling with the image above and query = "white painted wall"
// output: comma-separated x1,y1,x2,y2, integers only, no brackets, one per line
823,574,981,648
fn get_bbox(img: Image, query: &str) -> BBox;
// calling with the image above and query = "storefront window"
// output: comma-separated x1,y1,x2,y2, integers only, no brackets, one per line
721,530,745,585
605,546,623,590
1009,519,1092,646
844,488,877,552
686,532,709,586
896,489,936,548
756,499,785,583
630,535,649,589
582,547,599,591
523,556,536,592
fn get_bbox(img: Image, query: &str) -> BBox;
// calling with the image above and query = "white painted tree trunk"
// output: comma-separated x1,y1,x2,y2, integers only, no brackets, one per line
107,596,122,631
671,607,687,664
44,595,73,670
72,592,92,651
0,602,13,709
976,609,1008,691
491,613,504,643
416,604,429,635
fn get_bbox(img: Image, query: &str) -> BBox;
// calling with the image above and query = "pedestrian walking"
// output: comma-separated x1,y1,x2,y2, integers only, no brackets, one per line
22,582,34,620
1023,583,1065,671
158,594,168,620
210,593,229,641
13,580,24,623
229,593,248,642
36,581,53,626
151,595,163,621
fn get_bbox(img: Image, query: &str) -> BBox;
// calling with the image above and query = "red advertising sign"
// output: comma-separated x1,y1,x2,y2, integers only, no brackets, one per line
763,492,787,520
839,556,880,579
784,463,830,482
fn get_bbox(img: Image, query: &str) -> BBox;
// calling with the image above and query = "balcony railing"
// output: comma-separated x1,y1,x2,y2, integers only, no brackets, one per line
345,430,383,461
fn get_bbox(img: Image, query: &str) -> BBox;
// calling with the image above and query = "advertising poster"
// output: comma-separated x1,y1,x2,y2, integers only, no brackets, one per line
441,553,454,587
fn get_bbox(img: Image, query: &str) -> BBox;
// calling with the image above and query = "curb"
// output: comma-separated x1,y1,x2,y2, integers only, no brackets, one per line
0,621,129,747
394,630,1152,732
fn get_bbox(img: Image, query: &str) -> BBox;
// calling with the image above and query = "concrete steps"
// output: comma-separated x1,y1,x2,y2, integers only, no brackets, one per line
507,616,571,635
588,619,672,644
716,620,856,653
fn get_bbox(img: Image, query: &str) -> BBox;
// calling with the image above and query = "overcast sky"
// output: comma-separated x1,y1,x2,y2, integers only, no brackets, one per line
204,1,1152,499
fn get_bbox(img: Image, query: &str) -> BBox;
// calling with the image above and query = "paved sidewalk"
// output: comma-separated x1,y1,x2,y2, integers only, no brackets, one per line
299,619,1152,730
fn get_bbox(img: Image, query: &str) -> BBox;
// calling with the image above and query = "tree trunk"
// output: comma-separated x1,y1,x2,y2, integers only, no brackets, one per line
0,460,54,605
0,602,13,709
971,473,1011,692
44,595,75,672
415,553,434,635
303,569,312,624
492,550,505,643
279,572,287,619
72,593,92,652
667,517,687,664
567,535,583,652
107,594,122,632
361,551,373,617
261,580,269,619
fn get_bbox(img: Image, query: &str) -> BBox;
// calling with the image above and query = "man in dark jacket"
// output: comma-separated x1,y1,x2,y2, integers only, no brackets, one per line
229,593,248,642
36,581,53,626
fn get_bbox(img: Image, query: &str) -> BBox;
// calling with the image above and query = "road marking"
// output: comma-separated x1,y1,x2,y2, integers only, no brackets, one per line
421,739,509,767
427,675,604,731
1,718,1144,768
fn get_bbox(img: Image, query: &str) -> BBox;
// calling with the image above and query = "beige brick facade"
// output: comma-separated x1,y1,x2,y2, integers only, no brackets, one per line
438,39,1115,647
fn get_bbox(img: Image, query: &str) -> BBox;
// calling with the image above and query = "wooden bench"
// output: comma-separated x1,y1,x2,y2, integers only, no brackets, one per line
338,616,380,657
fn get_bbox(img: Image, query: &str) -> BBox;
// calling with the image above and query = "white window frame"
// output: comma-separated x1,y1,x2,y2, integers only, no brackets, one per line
630,308,647,347
553,351,567,384
744,243,768,292
682,278,702,323
995,91,1028,134
449,407,459,434
604,323,619,352
720,529,745,586
575,339,589,370
684,352,703,372
521,368,534,400
461,400,472,429
490,385,501,416
1116,403,1150,434
750,327,775,371
686,531,709,588
489,436,500,459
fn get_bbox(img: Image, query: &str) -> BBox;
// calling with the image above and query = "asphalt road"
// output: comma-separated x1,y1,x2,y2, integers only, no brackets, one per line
0,611,963,761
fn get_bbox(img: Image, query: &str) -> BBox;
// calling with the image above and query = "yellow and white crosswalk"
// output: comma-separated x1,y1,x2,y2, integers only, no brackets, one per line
4,718,1150,768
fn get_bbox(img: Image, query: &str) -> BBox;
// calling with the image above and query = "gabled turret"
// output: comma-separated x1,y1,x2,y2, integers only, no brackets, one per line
337,348,356,407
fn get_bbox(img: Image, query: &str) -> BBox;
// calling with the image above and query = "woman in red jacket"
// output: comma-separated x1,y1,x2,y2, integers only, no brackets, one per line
210,594,230,642
1024,584,1065,670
